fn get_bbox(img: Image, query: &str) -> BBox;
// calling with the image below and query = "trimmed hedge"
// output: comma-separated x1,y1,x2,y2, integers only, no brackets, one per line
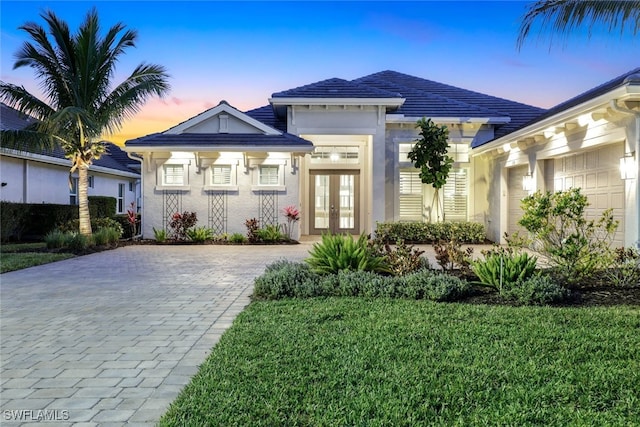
375,221,486,244
1,202,78,241
88,196,117,218
1,199,127,241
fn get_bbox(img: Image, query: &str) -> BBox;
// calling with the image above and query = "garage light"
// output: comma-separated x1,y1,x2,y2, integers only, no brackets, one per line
620,153,636,180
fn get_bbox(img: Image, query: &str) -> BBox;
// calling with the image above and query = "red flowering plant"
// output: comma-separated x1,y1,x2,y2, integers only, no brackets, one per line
283,205,300,240
126,202,139,239
169,211,198,241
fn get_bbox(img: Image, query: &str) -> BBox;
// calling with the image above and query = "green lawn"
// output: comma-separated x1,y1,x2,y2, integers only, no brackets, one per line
0,243,74,273
160,298,640,426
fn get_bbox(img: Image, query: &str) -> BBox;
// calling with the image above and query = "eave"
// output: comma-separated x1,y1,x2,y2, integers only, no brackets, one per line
269,97,405,107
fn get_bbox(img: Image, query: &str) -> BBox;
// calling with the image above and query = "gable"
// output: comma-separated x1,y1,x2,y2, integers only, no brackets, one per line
165,100,281,135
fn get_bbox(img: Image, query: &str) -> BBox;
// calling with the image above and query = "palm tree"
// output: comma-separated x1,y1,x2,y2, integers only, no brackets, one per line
0,8,170,235
517,0,640,50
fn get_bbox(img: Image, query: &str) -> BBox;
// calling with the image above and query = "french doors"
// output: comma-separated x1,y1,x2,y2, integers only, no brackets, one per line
309,170,360,234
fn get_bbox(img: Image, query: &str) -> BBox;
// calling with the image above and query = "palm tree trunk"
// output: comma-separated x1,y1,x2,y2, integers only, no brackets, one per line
78,164,92,236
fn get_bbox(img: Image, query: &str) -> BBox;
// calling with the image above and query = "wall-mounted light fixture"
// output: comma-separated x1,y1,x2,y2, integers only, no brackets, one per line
620,152,636,180
1,182,7,187
522,173,533,191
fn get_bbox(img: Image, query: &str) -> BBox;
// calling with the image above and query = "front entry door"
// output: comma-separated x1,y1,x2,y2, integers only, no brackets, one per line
310,170,360,234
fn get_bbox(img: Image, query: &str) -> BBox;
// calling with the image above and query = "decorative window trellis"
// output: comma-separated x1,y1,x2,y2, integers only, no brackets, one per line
208,192,228,234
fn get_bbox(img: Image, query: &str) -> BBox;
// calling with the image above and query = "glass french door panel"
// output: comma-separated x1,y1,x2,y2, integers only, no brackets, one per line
314,175,330,229
339,174,355,229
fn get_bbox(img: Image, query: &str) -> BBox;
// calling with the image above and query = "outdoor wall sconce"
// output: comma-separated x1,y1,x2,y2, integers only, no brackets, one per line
522,173,534,191
620,153,636,180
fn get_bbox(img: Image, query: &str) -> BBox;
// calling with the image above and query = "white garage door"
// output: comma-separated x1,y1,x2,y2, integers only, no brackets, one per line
547,144,625,247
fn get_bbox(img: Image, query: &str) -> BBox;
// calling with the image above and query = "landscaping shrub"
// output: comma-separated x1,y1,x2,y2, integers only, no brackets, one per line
505,274,569,306
245,218,260,243
471,246,538,293
229,233,247,244
370,239,429,276
58,217,124,237
44,230,67,249
433,239,473,273
92,227,121,246
186,226,214,243
518,188,617,285
306,233,389,275
153,227,168,243
64,232,92,251
114,212,141,239
253,260,321,299
335,270,397,297
169,211,198,240
0,202,28,242
87,196,117,218
605,247,640,287
375,221,486,244
401,270,471,301
256,224,286,243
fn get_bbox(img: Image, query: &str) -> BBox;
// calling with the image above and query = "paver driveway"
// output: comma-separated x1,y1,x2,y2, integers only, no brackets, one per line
1,244,309,426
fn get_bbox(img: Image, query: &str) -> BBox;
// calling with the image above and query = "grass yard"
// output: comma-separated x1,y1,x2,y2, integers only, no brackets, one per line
0,242,74,273
160,298,640,426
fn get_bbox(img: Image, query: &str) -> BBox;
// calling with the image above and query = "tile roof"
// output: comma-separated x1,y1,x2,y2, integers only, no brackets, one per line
271,77,403,99
244,105,287,132
353,71,545,143
124,132,313,149
0,103,139,175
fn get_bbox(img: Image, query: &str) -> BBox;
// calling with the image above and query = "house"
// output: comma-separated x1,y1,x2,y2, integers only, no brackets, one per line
124,69,639,248
0,103,141,214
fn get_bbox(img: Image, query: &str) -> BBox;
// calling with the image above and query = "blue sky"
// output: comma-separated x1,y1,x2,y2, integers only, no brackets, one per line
1,1,638,144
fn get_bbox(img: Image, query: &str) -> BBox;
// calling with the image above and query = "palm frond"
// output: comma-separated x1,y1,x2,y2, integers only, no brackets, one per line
517,0,640,50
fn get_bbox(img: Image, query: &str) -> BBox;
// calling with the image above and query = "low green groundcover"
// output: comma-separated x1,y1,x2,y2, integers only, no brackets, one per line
159,298,640,426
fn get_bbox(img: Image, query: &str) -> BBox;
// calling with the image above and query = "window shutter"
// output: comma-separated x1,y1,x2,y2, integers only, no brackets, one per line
399,170,423,221
443,168,468,221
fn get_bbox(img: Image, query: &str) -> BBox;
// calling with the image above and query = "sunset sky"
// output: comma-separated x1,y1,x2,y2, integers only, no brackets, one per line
1,0,638,146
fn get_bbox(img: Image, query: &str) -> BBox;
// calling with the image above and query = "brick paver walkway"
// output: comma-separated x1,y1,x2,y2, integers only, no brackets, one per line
1,244,309,426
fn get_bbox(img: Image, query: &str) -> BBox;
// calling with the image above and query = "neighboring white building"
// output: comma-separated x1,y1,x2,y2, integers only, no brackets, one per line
0,103,141,214
125,69,639,247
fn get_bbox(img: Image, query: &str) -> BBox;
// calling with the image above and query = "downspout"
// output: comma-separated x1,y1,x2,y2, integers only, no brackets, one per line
126,151,144,240
610,100,640,248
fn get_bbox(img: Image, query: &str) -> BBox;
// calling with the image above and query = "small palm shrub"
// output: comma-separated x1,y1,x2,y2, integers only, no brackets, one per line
471,246,538,293
153,227,168,243
256,224,286,243
306,233,389,275
229,233,248,244
505,274,568,306
186,226,214,243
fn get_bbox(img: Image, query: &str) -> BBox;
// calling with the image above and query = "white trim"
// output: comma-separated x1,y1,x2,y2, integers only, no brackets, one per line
269,97,405,107
0,148,140,179
123,145,314,153
473,85,637,156
386,115,510,125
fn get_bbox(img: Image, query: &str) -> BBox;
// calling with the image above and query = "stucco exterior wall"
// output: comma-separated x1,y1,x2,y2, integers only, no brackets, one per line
139,151,301,239
0,154,138,210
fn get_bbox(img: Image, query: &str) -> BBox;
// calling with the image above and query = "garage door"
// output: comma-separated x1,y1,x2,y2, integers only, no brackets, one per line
507,165,530,239
547,144,625,247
